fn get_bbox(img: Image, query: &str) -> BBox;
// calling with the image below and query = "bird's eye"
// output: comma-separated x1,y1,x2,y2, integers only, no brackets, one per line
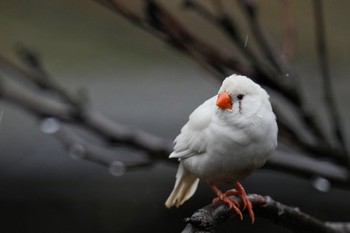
237,94,244,100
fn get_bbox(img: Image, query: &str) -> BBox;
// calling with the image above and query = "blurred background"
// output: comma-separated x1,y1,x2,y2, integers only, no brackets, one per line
0,1,349,232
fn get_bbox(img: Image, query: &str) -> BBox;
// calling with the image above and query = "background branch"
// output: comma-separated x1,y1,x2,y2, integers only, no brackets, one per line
312,0,347,157
279,0,296,61
0,53,349,188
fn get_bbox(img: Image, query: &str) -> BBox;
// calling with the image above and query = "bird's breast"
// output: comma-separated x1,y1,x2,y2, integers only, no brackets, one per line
182,112,277,184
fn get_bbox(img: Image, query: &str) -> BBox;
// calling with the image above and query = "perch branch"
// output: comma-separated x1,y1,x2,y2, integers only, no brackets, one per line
183,194,349,233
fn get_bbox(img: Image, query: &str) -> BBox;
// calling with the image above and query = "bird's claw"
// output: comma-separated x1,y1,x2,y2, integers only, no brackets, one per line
235,182,255,223
209,182,255,223
212,193,243,220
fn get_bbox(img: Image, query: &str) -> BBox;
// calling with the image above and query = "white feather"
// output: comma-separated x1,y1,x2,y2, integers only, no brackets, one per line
165,74,278,207
165,162,199,208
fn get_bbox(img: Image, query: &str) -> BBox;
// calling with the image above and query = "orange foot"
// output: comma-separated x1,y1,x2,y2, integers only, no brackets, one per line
209,182,255,223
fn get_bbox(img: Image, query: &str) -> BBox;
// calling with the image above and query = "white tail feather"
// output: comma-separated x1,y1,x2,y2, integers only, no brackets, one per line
165,162,199,208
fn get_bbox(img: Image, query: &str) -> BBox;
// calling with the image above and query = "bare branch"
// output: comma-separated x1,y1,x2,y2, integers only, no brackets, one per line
0,53,349,188
52,123,154,172
312,0,348,158
237,0,288,76
279,0,296,61
326,222,350,233
266,150,350,188
95,0,252,77
183,194,346,233
182,0,298,104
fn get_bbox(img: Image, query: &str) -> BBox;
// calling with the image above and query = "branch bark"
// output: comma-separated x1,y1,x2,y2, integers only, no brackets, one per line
312,0,347,157
183,194,349,233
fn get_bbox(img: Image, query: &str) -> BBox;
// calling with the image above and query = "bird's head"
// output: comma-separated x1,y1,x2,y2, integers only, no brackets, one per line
216,74,269,117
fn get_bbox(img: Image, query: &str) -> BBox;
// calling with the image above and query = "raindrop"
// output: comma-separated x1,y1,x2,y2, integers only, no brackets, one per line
40,117,60,134
277,207,284,216
285,73,290,77
244,34,249,47
109,161,126,177
68,143,86,160
311,176,331,192
0,110,4,126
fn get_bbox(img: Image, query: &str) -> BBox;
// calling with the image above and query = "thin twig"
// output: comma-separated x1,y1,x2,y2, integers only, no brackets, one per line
312,0,348,160
326,222,350,233
0,109,4,126
237,0,288,76
53,123,153,171
95,0,252,77
183,0,293,101
238,0,333,149
279,0,296,61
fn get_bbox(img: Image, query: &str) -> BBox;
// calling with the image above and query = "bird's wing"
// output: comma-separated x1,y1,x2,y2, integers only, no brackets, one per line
169,96,216,159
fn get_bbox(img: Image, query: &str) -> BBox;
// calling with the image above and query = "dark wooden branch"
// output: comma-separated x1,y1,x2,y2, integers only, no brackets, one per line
236,0,336,152
326,222,350,233
237,0,288,76
279,0,296,61
181,0,299,105
312,0,348,159
183,194,347,233
52,122,154,172
95,0,252,78
266,150,349,188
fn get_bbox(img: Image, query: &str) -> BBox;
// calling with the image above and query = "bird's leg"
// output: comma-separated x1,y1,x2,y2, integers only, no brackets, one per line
234,182,255,223
209,182,255,223
208,183,243,220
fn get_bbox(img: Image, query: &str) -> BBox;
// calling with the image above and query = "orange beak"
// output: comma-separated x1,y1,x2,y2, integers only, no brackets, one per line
216,92,232,110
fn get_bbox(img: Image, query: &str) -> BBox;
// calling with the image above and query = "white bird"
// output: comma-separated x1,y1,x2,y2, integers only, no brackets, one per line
165,74,278,223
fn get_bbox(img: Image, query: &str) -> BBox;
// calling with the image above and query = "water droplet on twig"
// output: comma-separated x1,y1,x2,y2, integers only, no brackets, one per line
311,176,331,192
0,110,4,125
277,207,284,216
68,143,86,160
109,161,126,177
40,117,60,134
244,34,249,47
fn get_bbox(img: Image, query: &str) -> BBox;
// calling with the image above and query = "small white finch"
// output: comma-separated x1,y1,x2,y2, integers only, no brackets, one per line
165,74,278,223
